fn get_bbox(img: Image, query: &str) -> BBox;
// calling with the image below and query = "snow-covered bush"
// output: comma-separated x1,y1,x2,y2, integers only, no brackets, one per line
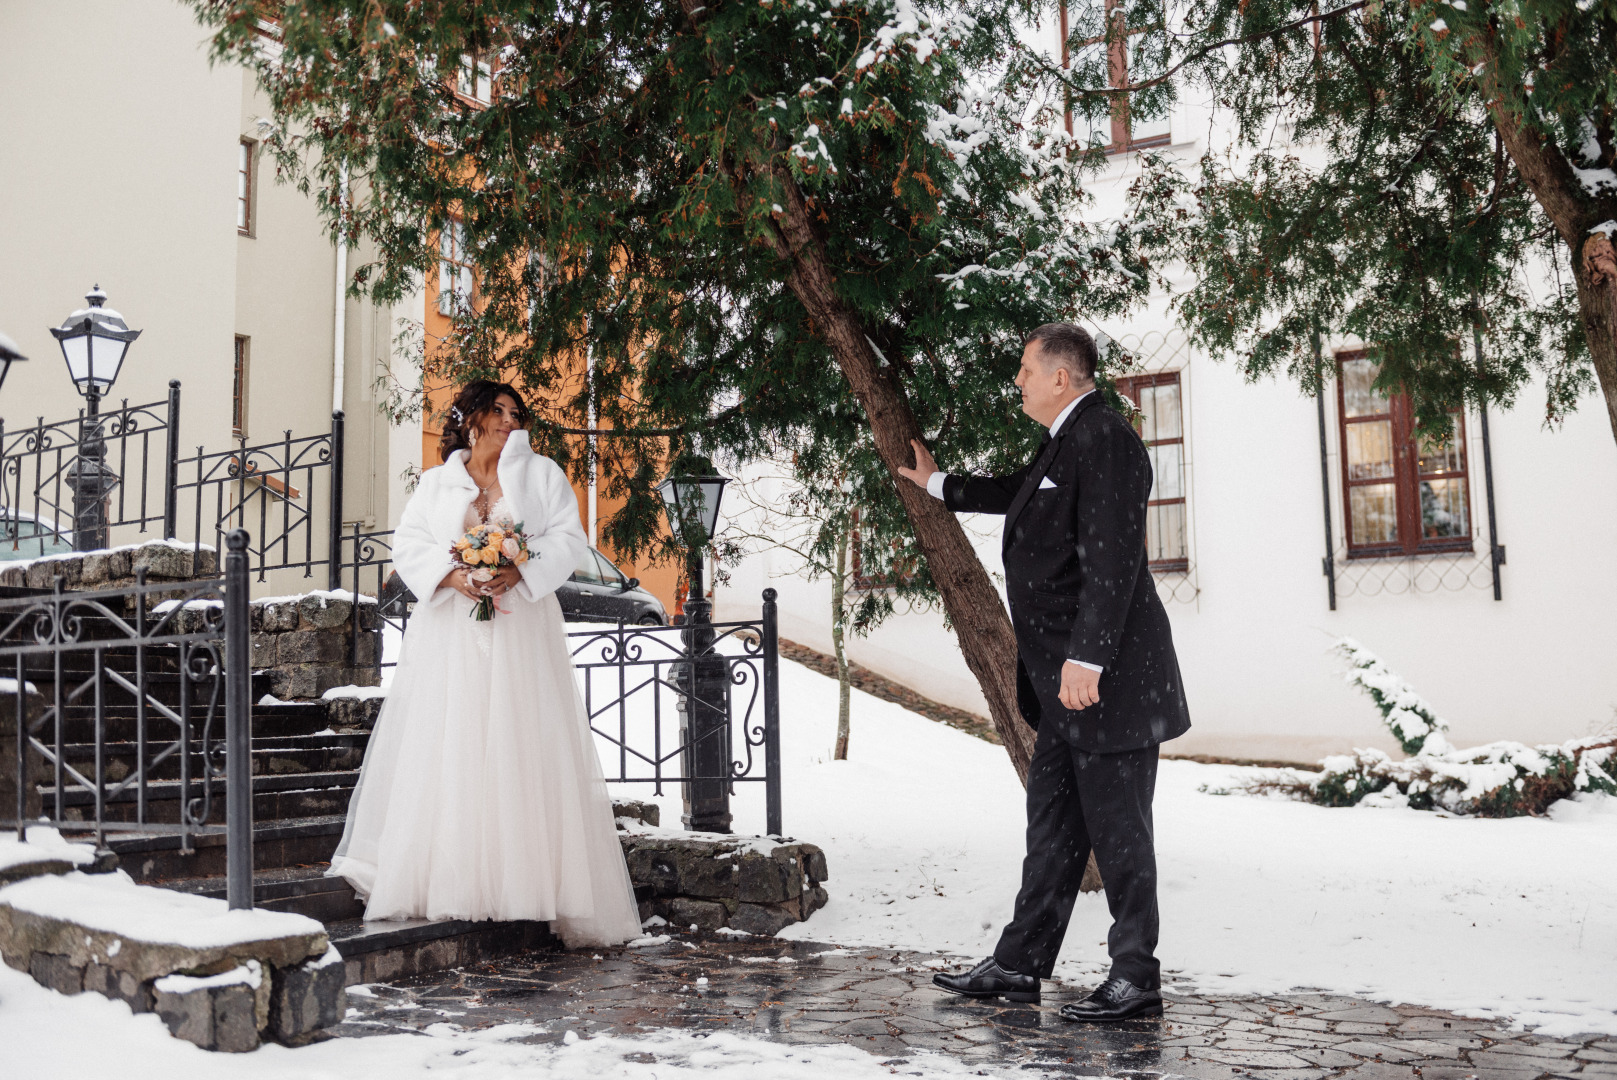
1334,639,1450,756
1254,641,1617,817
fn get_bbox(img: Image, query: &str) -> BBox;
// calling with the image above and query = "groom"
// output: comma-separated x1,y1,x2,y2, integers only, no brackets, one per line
897,322,1190,1021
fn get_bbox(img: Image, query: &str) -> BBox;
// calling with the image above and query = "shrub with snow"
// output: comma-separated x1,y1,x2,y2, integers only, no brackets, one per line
1257,640,1617,816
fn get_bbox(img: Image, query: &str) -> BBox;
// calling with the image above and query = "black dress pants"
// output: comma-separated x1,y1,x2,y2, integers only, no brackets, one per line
993,723,1161,988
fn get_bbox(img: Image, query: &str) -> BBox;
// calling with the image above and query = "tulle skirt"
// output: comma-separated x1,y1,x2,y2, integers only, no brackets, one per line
328,589,643,948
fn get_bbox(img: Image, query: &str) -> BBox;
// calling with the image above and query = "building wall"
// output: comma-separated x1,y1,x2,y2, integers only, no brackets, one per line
0,2,418,598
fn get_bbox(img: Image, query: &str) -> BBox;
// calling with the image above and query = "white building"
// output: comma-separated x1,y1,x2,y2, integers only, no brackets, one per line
716,48,1617,764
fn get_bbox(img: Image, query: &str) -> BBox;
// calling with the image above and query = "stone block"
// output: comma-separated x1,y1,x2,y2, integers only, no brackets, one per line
612,800,660,828
800,843,828,883
666,898,729,931
738,852,793,904
26,558,80,590
251,633,278,667
357,602,381,631
325,694,385,732
268,946,346,1044
352,631,379,667
153,963,268,1053
0,564,25,587
82,961,152,1012
132,543,193,581
255,601,300,633
298,595,352,631
275,630,348,665
29,951,83,994
730,902,799,937
194,548,219,576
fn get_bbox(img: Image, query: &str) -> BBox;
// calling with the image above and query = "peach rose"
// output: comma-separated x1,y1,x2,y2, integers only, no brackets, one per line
501,537,520,560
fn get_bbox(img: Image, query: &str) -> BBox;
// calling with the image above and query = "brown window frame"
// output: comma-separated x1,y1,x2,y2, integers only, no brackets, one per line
1115,371,1189,573
1059,0,1171,155
232,335,250,439
1336,350,1474,559
237,139,254,236
436,218,475,317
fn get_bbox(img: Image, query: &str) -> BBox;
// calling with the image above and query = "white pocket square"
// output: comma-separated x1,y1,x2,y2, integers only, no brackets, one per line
1038,476,1057,489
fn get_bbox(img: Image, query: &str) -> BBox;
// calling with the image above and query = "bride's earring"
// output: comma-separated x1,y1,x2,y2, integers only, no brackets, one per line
468,429,478,447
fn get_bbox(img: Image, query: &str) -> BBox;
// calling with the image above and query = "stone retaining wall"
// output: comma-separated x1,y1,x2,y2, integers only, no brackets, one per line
0,540,218,594
248,592,380,699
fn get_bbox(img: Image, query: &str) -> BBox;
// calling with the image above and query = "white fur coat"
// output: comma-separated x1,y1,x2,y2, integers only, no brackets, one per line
391,435,587,610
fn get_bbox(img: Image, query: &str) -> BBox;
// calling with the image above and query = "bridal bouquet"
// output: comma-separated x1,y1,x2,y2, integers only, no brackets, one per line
450,520,533,621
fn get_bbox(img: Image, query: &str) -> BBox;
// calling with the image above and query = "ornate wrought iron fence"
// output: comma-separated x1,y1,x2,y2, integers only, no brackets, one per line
2,531,256,907
568,591,783,836
337,523,409,671
0,382,181,558
173,412,345,586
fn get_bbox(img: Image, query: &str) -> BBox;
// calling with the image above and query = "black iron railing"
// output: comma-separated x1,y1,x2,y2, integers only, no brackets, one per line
0,382,181,558
569,591,783,836
174,413,344,586
2,530,256,908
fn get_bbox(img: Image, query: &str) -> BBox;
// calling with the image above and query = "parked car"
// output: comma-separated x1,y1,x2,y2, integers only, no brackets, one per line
0,510,72,561
377,546,665,626
558,547,666,625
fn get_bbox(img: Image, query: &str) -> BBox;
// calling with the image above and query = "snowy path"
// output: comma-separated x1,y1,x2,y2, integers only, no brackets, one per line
623,654,1617,1038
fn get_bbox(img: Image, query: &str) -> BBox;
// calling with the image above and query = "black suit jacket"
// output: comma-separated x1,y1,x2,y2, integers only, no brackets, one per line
943,394,1191,753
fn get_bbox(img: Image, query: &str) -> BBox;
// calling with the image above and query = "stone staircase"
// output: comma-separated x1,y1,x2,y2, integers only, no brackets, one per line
19,598,559,982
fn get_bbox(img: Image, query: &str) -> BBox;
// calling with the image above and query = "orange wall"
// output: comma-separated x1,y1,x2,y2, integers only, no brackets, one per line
419,284,685,614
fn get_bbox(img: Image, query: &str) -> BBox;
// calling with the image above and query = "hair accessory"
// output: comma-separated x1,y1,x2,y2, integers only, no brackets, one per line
450,405,465,423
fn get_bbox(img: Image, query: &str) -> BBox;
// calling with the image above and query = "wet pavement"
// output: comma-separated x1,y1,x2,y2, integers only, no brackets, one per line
335,931,1617,1078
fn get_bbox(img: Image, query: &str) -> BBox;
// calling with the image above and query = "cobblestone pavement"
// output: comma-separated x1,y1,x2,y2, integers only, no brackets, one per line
336,932,1616,1078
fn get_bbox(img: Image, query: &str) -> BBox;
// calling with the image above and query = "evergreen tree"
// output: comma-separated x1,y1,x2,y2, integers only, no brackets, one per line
1047,0,1617,435
191,0,1180,778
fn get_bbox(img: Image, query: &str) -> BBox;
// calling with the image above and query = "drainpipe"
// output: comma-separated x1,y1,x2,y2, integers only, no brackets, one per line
332,164,349,415
586,340,597,546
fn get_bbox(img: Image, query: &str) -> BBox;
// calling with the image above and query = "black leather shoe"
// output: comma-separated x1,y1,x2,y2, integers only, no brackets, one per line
1058,977,1163,1021
932,957,1041,1004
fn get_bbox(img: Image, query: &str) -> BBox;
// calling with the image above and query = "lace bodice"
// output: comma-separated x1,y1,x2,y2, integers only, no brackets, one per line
463,493,515,531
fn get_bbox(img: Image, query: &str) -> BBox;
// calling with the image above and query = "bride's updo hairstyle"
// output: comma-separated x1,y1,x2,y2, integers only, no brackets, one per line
438,380,533,463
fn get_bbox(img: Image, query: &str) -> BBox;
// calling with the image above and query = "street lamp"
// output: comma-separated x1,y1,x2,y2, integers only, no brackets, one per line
0,331,26,394
658,471,731,833
51,286,140,551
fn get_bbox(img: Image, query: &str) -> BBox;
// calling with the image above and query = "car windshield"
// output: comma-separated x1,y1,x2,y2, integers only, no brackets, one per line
593,551,626,585
0,513,73,562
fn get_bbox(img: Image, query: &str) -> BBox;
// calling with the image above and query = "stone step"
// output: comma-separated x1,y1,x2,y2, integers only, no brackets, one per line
104,814,348,882
45,770,358,825
156,864,366,924
325,917,557,986
52,732,370,782
45,701,332,745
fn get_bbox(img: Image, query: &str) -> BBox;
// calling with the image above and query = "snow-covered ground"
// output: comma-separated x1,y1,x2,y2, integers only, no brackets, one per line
4,651,1612,1077
625,652,1617,1038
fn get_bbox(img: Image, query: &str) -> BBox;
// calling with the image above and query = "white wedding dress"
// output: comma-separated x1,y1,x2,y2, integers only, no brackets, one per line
328,493,643,948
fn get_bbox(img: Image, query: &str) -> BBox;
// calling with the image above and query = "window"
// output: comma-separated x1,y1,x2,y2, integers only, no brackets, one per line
232,336,249,438
237,139,254,234
593,551,628,587
437,219,474,316
1115,372,1188,571
571,547,604,584
1337,352,1472,557
1061,0,1170,154
457,55,492,103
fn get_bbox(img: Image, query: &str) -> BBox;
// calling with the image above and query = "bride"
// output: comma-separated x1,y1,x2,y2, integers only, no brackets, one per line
328,380,642,948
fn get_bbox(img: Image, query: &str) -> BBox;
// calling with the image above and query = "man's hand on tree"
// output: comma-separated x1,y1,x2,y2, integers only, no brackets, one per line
896,439,939,489
1059,662,1101,711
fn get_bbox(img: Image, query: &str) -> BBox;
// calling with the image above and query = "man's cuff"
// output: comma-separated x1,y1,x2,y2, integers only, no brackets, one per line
925,472,948,500
1065,659,1103,673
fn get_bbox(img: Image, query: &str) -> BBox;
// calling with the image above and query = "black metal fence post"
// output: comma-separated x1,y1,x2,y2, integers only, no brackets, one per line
762,588,781,837
1472,321,1505,601
163,380,180,539
224,529,253,910
328,411,345,591
678,554,732,833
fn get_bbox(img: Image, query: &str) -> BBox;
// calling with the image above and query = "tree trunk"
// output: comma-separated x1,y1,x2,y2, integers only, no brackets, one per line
764,165,1038,782
1473,48,1617,447
833,526,851,761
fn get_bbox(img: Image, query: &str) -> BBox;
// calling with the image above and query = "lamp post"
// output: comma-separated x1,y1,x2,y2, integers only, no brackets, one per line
658,472,732,833
51,286,140,551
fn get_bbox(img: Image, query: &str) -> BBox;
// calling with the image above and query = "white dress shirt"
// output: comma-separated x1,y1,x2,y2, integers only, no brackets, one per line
924,389,1103,674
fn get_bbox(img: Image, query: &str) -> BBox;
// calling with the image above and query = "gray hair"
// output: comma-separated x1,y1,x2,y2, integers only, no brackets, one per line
1026,322,1098,384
